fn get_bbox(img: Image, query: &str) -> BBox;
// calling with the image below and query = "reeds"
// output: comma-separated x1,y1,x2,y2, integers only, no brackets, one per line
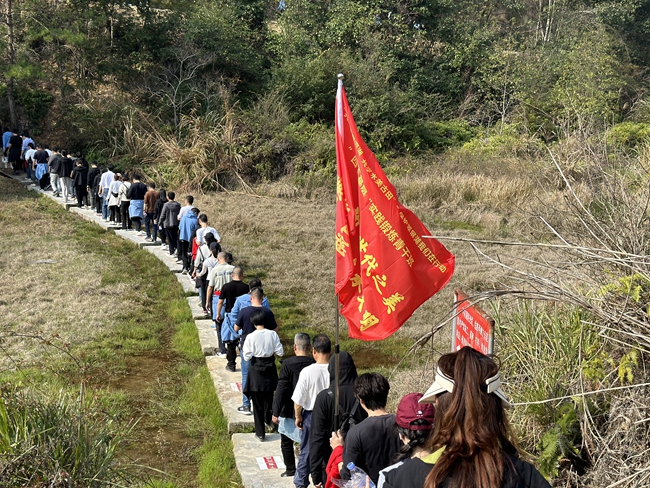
0,387,130,487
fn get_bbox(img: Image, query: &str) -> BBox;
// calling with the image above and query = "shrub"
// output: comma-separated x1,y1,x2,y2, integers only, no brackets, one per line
607,122,650,149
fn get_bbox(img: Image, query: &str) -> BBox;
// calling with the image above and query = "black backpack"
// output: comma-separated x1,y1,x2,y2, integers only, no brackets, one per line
327,390,360,438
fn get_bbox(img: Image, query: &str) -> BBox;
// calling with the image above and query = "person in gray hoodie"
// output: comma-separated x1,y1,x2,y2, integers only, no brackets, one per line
159,191,182,256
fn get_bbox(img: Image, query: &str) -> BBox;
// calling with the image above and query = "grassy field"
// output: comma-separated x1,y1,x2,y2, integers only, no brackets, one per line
0,175,239,487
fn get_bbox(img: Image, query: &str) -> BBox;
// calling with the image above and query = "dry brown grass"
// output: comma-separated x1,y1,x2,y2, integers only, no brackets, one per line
0,178,148,368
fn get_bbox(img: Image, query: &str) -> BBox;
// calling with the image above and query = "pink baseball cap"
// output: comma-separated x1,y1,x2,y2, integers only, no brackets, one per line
395,393,435,431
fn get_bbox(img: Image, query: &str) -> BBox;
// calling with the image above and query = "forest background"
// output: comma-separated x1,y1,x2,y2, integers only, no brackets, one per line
3,0,650,487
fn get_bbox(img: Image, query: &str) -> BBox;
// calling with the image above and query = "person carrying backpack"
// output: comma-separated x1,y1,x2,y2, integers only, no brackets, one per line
309,351,367,488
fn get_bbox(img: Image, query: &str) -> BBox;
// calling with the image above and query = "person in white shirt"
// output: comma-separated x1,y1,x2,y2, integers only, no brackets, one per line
23,142,36,182
99,165,115,220
242,309,284,441
292,334,332,488
177,195,195,221
196,214,221,245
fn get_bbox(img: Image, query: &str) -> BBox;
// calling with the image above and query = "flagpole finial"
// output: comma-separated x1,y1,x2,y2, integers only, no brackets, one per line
337,73,344,80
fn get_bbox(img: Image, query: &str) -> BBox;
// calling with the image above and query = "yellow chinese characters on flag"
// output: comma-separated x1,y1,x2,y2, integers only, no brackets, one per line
334,79,456,341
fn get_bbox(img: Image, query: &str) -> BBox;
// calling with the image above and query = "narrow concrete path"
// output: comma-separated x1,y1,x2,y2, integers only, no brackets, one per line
6,174,297,488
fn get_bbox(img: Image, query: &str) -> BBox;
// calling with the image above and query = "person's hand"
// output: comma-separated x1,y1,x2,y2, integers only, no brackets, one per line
365,475,371,488
330,430,344,449
337,462,343,472
272,415,279,424
295,415,303,429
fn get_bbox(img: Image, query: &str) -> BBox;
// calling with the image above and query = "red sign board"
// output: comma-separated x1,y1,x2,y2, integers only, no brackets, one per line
451,289,494,355
263,457,278,469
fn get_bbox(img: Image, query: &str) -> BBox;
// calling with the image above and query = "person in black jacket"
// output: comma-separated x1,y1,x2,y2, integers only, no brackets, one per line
272,333,315,477
92,169,104,214
309,351,367,487
87,162,100,213
59,150,74,203
48,149,63,197
153,189,168,247
336,373,401,485
71,160,88,208
388,346,551,488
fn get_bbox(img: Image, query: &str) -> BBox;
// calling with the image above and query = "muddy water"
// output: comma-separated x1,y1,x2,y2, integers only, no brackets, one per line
105,354,201,486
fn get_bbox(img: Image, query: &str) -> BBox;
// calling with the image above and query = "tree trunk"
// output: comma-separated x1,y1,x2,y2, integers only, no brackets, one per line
5,0,18,128
6,78,18,129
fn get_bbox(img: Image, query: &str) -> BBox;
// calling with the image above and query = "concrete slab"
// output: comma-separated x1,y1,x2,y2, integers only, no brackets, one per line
175,272,199,295
142,246,184,273
189,295,210,320
114,229,160,248
68,207,120,231
195,319,221,356
206,355,255,432
232,434,295,488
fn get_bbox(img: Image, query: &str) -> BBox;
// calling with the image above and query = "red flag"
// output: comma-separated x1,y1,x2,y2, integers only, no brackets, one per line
334,78,455,341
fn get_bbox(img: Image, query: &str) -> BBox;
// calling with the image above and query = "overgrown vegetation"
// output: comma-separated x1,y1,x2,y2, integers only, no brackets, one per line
0,387,129,487
2,0,650,186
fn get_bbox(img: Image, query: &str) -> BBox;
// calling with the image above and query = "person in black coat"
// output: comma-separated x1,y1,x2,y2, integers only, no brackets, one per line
87,162,101,212
153,189,168,246
309,351,367,487
71,160,88,208
272,333,315,477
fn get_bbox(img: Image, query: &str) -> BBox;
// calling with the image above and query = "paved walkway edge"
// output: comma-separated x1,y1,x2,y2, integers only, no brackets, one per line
5,173,295,488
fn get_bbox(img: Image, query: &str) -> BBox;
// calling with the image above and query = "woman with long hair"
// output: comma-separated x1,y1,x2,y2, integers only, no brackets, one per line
385,346,550,488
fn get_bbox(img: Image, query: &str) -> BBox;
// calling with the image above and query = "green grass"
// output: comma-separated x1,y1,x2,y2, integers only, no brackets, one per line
0,178,241,487
433,217,483,233
268,294,412,374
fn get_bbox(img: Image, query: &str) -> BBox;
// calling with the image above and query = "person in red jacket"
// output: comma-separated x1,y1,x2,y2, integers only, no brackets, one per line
324,443,343,488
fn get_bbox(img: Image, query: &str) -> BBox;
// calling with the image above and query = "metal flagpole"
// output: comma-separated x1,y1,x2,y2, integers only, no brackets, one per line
334,293,341,431
333,73,344,432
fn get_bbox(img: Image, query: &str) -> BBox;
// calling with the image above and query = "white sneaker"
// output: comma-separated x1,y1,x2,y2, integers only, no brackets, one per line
136,231,146,237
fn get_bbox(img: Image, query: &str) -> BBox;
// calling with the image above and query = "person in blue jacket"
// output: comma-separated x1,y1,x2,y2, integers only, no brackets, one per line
179,207,199,274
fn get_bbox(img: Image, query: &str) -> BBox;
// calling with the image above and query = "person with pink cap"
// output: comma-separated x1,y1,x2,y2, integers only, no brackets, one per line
377,393,435,488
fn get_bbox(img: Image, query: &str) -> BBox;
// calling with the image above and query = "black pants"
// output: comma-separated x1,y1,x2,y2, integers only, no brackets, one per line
109,205,120,223
120,201,132,229
281,433,296,473
215,318,226,354
75,185,87,208
95,193,102,214
225,339,239,370
250,391,273,438
132,216,142,232
157,225,166,244
166,226,179,255
179,239,191,271
39,173,50,190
